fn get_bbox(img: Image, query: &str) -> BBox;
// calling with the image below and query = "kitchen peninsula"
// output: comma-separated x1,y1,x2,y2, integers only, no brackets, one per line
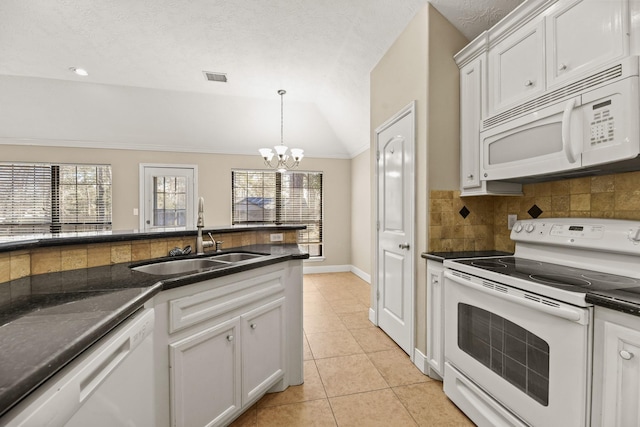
0,225,308,426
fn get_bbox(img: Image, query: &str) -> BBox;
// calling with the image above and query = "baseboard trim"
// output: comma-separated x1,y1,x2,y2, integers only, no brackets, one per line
413,349,429,374
303,264,371,284
369,307,377,325
350,266,371,283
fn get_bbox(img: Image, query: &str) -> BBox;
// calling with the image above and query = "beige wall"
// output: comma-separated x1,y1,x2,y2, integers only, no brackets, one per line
1,144,351,268
350,149,371,277
371,4,467,356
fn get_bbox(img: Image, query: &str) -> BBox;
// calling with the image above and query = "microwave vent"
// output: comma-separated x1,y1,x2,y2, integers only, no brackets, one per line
483,63,623,129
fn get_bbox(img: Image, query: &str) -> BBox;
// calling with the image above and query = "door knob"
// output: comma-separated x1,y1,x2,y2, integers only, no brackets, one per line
399,243,410,250
620,350,634,360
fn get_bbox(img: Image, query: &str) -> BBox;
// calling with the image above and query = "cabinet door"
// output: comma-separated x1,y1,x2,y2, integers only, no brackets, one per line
600,320,640,427
170,318,241,427
241,298,286,406
426,260,444,378
460,56,484,190
489,20,545,113
546,0,627,88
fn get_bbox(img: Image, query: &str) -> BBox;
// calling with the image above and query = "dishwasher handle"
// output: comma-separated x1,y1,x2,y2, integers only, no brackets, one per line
444,270,588,324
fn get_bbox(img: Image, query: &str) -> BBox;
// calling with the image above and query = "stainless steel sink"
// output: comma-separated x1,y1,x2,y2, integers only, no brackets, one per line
131,258,228,275
208,253,264,262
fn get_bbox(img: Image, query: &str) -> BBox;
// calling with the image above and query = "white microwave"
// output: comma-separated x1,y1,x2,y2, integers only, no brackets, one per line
480,57,640,182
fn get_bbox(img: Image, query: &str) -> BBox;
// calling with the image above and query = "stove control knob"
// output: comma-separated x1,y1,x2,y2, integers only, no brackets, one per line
513,223,523,233
629,228,640,243
525,223,536,233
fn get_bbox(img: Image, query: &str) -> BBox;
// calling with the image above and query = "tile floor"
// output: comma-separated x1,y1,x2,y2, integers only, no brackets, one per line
229,272,474,426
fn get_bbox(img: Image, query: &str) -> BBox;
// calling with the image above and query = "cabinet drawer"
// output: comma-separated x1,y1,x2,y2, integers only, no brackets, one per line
168,270,285,334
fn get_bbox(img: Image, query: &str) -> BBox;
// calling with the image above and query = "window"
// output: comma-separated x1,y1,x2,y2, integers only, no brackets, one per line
0,163,112,236
232,170,323,257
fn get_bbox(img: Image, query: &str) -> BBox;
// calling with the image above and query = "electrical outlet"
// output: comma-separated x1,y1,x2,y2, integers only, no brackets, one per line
508,214,517,230
270,233,284,242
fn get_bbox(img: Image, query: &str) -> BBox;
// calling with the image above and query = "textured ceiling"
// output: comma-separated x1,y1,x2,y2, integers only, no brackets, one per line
0,0,522,158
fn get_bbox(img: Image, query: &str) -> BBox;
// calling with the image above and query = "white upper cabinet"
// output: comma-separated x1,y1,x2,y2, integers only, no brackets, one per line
546,0,628,88
460,56,483,190
489,20,546,114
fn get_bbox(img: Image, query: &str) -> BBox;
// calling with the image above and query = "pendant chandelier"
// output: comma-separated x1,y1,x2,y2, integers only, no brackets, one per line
259,89,304,173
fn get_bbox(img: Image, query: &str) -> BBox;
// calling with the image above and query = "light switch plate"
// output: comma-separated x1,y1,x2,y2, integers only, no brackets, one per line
508,214,517,230
270,233,284,242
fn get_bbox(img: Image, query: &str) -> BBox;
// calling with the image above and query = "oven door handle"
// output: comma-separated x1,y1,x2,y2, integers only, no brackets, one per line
444,271,587,324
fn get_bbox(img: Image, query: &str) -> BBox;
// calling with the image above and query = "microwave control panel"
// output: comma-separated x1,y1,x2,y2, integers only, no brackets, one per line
589,99,615,146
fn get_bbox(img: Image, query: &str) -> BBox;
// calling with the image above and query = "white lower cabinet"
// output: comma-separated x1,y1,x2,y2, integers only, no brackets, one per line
241,298,285,406
426,259,444,379
592,307,640,427
154,261,303,427
170,318,242,427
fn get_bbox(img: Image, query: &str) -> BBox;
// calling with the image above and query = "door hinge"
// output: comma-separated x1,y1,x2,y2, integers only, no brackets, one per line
377,221,380,231
377,290,380,300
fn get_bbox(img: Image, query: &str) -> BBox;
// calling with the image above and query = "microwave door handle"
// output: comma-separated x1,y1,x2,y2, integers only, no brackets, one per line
562,98,580,163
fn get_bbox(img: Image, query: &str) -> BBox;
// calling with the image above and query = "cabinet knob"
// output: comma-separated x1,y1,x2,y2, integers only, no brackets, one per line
559,63,567,71
250,323,257,330
467,174,474,179
524,80,534,87
227,334,234,342
620,350,634,360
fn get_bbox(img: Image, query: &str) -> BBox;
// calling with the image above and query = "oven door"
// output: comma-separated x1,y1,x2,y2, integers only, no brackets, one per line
443,270,591,427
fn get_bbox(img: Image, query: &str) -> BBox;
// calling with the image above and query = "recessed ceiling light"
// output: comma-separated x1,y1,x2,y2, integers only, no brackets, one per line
69,67,88,76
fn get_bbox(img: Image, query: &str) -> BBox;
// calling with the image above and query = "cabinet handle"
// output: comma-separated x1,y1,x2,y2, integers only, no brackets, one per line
524,80,534,87
559,63,567,71
620,350,634,360
226,334,234,342
250,323,257,330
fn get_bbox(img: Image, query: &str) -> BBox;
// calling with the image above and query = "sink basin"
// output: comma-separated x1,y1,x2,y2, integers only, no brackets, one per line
131,258,228,275
209,253,264,262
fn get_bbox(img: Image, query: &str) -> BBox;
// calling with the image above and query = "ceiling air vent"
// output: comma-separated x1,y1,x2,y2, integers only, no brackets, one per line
203,71,228,82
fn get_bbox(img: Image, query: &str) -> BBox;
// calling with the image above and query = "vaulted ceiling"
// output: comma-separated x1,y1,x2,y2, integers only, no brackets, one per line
0,0,523,158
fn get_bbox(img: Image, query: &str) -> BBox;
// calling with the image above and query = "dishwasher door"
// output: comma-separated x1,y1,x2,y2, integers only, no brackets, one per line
4,308,155,427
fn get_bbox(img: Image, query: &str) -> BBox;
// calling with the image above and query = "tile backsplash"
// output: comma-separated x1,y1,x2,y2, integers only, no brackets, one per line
430,170,640,253
0,230,298,283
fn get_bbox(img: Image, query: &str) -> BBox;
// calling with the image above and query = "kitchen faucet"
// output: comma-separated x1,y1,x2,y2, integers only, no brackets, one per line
196,197,215,254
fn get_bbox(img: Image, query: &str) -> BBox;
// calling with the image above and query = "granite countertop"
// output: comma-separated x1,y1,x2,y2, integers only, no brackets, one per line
0,244,308,418
421,250,512,262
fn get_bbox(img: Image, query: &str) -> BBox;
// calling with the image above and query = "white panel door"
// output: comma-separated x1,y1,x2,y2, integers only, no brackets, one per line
375,103,415,355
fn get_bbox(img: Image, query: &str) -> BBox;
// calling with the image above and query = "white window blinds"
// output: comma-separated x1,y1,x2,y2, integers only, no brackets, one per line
0,164,52,235
0,163,112,236
232,170,323,257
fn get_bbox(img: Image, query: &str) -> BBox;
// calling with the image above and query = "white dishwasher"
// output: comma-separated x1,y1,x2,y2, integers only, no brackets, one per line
3,307,155,427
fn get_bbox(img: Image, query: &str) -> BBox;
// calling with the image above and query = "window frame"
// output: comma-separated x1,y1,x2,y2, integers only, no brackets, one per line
231,169,323,258
0,162,112,236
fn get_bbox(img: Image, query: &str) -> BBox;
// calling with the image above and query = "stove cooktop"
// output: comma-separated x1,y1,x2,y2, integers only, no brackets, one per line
451,256,640,294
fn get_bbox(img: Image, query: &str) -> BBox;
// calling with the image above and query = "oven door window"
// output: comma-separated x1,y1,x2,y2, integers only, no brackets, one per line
458,303,549,406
